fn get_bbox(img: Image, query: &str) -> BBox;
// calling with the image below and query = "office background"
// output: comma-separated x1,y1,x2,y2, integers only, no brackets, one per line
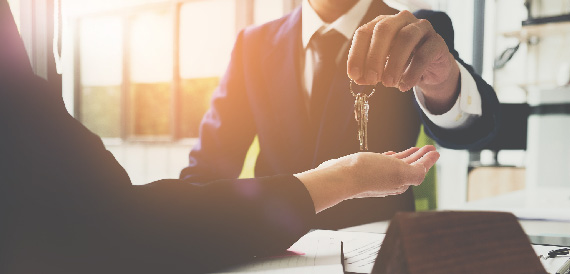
6,0,570,213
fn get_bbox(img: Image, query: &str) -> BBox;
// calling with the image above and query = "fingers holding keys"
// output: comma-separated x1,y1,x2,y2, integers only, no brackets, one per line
383,19,435,90
347,16,384,83
368,12,418,87
347,13,413,84
398,32,449,91
347,10,454,92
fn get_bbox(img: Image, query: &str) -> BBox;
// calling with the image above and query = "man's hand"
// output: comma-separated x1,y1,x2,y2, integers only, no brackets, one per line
295,145,439,213
347,10,460,114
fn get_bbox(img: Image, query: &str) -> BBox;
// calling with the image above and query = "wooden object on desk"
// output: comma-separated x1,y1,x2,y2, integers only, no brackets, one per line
372,211,546,274
467,167,525,201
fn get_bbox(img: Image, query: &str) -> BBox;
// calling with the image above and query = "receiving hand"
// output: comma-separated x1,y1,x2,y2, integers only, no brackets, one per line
347,10,460,114
295,145,440,213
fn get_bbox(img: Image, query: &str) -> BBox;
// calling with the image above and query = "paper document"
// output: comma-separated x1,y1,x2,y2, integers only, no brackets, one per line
310,230,385,274
532,245,570,274
215,232,343,274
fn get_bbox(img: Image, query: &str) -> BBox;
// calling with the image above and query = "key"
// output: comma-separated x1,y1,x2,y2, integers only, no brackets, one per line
362,94,369,150
354,94,364,150
350,80,375,151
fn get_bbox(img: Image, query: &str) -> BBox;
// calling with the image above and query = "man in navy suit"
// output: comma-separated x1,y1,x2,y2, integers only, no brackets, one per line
181,0,500,228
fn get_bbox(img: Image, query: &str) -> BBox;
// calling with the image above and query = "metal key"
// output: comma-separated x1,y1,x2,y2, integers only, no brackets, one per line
350,80,375,151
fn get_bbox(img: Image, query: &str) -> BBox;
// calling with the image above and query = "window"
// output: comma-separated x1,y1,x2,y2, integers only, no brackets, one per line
179,0,235,138
129,9,174,138
254,0,284,25
79,16,123,138
74,0,293,142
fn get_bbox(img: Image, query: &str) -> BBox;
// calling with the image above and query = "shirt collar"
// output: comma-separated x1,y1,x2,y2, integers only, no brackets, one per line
301,0,373,49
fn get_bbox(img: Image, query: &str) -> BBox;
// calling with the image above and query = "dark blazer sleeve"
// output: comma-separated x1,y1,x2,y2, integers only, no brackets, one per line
413,10,501,150
179,29,257,182
119,175,316,273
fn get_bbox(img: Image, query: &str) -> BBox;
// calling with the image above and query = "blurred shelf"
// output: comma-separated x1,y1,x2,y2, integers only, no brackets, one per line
494,81,560,92
523,14,570,26
502,20,570,41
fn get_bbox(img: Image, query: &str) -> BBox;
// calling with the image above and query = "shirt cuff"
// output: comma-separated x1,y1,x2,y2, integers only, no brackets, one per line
413,60,483,130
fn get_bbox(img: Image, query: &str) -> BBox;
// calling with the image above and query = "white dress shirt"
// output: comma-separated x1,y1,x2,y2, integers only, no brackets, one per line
301,0,482,130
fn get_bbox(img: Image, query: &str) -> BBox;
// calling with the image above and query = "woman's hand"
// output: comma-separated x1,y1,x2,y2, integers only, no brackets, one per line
295,145,439,213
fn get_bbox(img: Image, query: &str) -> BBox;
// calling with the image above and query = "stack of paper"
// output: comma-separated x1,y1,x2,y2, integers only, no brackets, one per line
310,230,385,274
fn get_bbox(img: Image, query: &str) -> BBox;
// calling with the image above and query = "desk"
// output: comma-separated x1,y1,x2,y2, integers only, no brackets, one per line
340,217,570,274
218,217,569,274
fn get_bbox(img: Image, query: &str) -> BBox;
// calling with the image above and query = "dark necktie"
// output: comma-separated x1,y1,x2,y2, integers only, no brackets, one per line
309,30,346,130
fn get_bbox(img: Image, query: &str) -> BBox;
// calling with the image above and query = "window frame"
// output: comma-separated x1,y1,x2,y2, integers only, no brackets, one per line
72,0,299,143
18,0,62,94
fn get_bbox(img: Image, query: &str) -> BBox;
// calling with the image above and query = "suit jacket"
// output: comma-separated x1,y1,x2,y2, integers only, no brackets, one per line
0,2,314,272
181,1,500,229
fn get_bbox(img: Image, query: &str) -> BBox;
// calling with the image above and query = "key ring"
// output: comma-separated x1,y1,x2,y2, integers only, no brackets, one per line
547,248,569,259
349,79,378,97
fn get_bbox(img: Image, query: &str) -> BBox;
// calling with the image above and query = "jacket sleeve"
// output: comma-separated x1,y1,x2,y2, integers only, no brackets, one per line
116,174,316,273
179,29,257,182
413,10,501,150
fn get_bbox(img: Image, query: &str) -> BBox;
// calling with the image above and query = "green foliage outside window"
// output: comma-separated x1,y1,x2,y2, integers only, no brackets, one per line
81,86,121,138
130,83,171,137
180,77,219,138
414,126,437,211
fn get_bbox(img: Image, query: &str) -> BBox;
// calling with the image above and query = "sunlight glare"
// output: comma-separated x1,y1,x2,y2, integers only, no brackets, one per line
180,0,235,79
80,17,123,86
130,10,173,83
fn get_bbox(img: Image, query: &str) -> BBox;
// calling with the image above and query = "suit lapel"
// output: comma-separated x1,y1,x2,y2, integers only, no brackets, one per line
312,1,397,165
261,7,311,148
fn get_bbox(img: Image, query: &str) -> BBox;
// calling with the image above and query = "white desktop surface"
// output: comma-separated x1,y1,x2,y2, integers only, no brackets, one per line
440,190,570,222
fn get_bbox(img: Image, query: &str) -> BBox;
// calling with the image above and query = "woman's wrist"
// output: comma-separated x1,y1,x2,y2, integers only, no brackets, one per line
294,167,354,214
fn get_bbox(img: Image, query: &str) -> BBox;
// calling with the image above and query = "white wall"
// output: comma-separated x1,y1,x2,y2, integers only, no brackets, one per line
438,0,570,209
